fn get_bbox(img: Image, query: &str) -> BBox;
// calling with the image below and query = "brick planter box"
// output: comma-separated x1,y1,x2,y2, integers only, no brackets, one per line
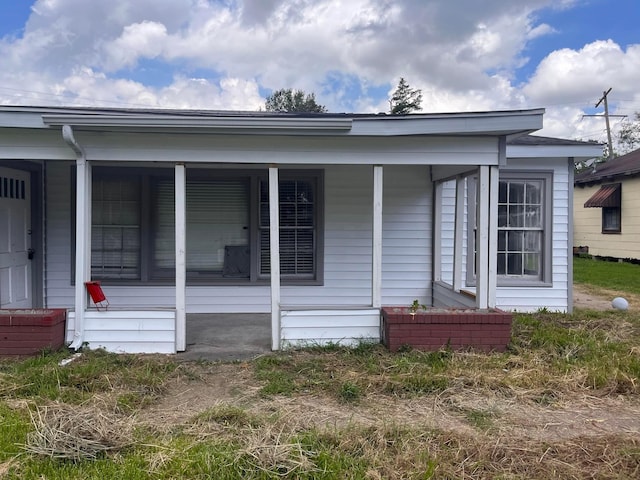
0,309,67,356
381,306,512,352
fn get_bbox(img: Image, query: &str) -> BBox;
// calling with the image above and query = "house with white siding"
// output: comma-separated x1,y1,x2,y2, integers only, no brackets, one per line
0,106,601,353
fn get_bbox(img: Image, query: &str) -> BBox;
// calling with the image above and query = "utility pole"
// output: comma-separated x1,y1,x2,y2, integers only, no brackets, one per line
583,88,626,160
596,88,614,160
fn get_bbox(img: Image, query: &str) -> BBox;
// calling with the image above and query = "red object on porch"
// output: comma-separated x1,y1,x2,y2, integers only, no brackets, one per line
85,281,109,310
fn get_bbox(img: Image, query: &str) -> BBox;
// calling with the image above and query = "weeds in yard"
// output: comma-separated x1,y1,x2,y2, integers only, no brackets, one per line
338,381,361,403
2,297,640,478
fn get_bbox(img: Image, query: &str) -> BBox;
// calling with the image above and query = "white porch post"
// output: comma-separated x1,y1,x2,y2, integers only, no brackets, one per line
476,166,490,309
269,167,281,350
488,166,499,308
175,163,186,352
372,165,383,308
72,155,91,348
453,175,465,292
433,181,443,283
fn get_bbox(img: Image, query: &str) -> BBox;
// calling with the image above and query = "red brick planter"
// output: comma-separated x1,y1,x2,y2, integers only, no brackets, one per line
381,306,512,352
0,309,67,356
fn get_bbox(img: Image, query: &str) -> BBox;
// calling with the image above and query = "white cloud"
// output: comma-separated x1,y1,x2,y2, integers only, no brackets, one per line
103,21,168,71
523,40,640,105
0,0,638,148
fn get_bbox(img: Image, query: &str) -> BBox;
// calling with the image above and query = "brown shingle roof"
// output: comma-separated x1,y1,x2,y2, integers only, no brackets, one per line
575,148,640,185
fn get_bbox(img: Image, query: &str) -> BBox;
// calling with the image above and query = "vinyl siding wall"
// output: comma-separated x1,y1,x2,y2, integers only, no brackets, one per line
437,158,571,312
497,159,571,312
574,176,640,260
44,162,432,312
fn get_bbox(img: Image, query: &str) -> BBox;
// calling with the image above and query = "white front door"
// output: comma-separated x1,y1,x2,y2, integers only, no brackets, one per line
0,167,32,308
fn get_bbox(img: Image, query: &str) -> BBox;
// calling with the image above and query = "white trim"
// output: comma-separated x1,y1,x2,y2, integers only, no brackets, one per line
269,167,281,350
488,165,499,307
372,165,383,308
476,166,490,309
175,164,186,352
36,108,544,137
507,144,602,160
433,181,443,283
453,176,465,291
567,158,575,314
43,115,353,131
71,153,91,349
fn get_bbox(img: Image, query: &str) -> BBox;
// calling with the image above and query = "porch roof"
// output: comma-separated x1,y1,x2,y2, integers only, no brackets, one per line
1,105,544,137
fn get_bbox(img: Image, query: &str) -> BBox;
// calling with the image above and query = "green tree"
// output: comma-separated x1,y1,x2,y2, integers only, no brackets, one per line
265,88,327,113
389,78,423,114
618,112,640,154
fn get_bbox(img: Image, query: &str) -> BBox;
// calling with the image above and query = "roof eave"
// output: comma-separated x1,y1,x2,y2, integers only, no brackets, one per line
507,144,603,161
41,114,354,132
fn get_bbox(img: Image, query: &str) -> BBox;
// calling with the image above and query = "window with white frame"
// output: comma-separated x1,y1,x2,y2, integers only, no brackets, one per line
83,167,322,284
467,171,552,285
497,177,544,278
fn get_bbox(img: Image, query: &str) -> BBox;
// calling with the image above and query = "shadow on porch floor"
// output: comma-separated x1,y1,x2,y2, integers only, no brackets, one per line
176,313,271,362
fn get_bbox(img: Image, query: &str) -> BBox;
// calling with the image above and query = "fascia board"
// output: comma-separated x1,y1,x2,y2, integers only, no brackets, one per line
350,110,544,136
507,144,603,161
41,115,353,131
0,111,48,128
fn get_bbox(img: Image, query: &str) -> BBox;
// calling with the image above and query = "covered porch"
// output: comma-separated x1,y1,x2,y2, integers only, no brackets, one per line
34,108,543,354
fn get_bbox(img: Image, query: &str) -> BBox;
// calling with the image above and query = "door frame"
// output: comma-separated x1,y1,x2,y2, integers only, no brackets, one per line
0,161,44,308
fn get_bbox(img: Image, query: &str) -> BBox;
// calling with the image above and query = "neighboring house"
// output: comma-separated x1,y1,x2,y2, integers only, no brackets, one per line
0,106,601,353
574,148,640,260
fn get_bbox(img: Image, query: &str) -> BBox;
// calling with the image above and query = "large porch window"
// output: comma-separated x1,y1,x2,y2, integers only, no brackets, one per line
85,167,322,284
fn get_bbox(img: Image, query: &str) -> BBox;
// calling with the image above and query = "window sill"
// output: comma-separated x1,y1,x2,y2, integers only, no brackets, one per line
72,279,324,287
466,280,553,288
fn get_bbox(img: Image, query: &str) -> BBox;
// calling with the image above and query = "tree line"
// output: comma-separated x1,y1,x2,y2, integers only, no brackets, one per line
264,78,422,114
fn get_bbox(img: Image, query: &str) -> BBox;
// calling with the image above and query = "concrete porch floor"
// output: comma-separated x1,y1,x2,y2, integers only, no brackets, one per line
176,313,271,362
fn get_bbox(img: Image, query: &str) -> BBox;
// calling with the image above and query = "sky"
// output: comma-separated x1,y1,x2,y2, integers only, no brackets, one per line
0,0,639,148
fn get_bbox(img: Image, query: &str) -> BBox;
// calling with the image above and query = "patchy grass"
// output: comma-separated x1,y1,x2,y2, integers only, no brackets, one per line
0,349,181,404
1,303,640,478
574,255,640,294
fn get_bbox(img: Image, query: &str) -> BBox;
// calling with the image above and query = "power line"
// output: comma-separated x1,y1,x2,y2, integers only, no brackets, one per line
582,88,627,160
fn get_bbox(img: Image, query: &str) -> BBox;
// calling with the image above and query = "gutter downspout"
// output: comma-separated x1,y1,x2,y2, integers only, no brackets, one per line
62,125,89,350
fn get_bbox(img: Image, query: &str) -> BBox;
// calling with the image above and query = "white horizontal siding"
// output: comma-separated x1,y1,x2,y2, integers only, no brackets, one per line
439,179,457,285
45,161,74,308
496,158,571,312
45,164,433,312
281,309,380,347
72,131,500,165
0,130,75,160
381,166,431,306
67,310,176,353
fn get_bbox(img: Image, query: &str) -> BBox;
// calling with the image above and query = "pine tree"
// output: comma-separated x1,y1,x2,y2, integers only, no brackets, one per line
389,78,422,115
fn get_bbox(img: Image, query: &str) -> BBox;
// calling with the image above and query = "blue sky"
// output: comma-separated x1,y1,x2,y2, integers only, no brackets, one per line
0,0,638,145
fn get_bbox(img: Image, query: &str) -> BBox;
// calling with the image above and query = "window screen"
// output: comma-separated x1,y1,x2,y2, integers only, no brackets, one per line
153,178,249,276
91,176,141,279
259,178,316,277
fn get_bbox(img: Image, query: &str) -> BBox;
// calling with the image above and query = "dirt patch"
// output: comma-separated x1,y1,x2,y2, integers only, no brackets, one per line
573,283,638,310
140,362,640,447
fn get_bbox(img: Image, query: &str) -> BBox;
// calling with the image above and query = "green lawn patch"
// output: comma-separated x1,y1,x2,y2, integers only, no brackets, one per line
574,256,640,294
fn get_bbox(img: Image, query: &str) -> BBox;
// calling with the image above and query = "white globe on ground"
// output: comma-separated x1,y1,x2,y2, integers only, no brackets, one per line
612,297,629,310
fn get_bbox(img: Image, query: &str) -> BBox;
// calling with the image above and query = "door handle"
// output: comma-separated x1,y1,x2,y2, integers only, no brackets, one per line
28,248,35,260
